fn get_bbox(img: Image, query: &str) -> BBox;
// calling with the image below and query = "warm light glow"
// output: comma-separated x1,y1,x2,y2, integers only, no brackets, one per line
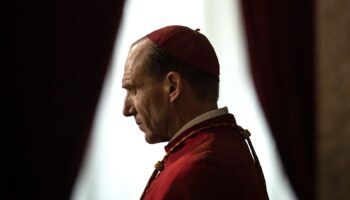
71,0,296,199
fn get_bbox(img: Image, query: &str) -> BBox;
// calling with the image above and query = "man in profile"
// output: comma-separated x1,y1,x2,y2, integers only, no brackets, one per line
122,25,269,199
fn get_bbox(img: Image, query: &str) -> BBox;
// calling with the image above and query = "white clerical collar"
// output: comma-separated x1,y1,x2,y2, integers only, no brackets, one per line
169,107,229,142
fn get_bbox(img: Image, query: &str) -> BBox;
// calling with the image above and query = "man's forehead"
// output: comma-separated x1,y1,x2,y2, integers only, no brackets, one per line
130,37,151,54
122,62,138,86
125,39,151,68
121,71,131,86
122,38,153,85
122,67,148,89
126,39,152,65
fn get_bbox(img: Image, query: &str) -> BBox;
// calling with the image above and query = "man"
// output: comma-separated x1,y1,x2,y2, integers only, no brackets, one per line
122,25,269,199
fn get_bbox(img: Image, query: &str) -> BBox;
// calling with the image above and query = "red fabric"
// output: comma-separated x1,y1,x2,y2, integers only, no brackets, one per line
143,114,268,200
4,0,125,199
147,25,220,75
240,0,315,199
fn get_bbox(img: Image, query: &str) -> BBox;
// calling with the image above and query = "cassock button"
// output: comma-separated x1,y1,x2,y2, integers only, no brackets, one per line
155,161,164,171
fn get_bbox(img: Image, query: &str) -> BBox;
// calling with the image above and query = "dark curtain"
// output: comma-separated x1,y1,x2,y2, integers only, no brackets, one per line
240,0,315,200
4,0,125,199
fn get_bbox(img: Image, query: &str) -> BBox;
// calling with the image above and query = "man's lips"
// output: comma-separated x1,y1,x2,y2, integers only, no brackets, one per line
134,117,141,125
135,117,144,130
135,121,144,130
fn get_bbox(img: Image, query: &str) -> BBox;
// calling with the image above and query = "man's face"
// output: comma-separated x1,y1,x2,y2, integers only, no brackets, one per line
122,39,170,144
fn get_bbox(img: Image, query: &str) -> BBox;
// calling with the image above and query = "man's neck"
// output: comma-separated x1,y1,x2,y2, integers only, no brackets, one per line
169,106,229,142
166,102,218,140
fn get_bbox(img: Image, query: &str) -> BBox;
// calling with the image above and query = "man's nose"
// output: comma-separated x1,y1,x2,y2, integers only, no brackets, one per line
123,98,136,117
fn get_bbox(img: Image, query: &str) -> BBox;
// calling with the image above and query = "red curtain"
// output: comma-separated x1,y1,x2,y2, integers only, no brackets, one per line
4,0,125,199
240,0,315,199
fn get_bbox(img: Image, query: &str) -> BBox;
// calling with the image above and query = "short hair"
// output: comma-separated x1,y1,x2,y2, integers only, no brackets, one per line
142,39,220,103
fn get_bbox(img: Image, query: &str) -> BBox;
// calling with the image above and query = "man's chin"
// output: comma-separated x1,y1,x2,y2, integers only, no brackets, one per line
144,136,158,144
145,138,157,144
144,134,167,144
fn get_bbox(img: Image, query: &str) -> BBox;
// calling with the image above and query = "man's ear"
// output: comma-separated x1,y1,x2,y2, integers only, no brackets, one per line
166,72,182,103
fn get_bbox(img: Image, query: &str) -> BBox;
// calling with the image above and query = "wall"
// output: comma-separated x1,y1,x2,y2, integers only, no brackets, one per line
317,0,350,199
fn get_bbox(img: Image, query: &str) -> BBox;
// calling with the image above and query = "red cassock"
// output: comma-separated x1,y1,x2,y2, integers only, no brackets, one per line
142,114,269,200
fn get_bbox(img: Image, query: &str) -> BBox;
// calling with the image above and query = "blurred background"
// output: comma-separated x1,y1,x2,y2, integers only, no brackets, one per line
4,0,349,200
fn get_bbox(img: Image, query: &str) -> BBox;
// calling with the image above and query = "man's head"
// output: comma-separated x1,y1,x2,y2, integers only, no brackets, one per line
122,25,220,144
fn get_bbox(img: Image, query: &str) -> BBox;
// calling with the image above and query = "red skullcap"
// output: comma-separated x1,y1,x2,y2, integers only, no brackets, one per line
147,25,220,75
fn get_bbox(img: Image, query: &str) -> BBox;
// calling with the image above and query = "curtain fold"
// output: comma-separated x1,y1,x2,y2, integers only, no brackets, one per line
5,0,125,199
239,0,315,199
